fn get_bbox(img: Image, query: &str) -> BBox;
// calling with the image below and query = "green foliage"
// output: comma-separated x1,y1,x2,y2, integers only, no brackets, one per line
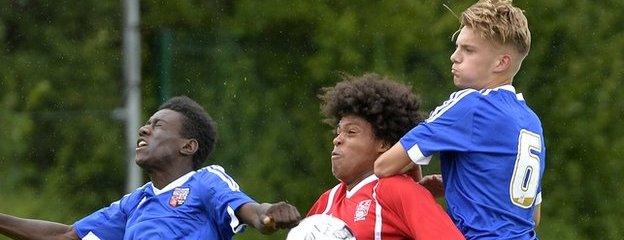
521,1,624,238
0,0,124,221
1,0,623,239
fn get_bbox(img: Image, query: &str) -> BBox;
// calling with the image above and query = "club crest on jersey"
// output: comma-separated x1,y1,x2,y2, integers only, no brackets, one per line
169,187,190,207
354,199,372,221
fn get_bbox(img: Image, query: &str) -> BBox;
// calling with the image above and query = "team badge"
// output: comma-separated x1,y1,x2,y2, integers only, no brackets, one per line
354,199,372,221
169,187,190,207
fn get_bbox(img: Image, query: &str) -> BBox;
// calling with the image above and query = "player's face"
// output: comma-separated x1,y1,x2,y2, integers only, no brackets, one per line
331,115,386,186
135,109,188,169
450,27,500,90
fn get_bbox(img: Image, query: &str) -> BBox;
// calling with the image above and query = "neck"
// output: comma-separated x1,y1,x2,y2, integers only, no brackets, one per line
483,76,512,89
345,170,374,191
148,164,194,189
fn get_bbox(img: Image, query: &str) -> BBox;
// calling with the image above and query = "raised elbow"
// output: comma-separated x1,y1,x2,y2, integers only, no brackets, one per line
374,160,391,178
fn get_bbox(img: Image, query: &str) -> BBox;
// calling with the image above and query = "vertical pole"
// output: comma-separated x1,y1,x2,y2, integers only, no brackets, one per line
123,0,142,192
158,28,173,103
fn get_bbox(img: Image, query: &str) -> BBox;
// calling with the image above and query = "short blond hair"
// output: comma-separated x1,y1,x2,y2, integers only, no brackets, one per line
460,0,531,56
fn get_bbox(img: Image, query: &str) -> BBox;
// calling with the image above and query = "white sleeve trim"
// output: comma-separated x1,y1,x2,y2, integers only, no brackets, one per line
372,182,382,240
227,205,247,233
83,232,102,240
322,185,341,214
426,89,476,123
534,192,542,205
206,165,240,191
406,143,432,165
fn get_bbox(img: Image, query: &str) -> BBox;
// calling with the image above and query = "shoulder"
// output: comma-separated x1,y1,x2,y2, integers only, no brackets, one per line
315,183,343,204
376,175,430,198
308,184,343,216
317,187,334,199
193,166,255,209
426,89,482,123
377,174,415,187
308,189,331,214
110,183,150,212
195,165,241,191
119,182,150,204
129,182,151,194
375,175,442,215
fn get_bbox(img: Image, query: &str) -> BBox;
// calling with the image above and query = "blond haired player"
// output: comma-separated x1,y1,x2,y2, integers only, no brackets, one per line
375,1,544,239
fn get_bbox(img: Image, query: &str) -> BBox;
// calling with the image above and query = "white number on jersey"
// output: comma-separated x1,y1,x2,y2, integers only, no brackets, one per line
509,129,542,208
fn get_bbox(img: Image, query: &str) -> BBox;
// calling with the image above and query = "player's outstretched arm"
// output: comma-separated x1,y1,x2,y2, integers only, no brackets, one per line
237,202,301,235
0,213,79,240
374,142,412,177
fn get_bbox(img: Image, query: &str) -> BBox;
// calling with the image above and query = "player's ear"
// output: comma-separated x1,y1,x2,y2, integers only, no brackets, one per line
180,139,198,156
377,140,392,153
493,53,512,73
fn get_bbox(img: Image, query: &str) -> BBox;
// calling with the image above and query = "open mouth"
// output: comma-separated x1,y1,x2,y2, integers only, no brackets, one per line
136,139,148,148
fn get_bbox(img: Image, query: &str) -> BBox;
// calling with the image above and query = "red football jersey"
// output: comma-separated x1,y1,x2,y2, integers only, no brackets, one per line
308,175,464,240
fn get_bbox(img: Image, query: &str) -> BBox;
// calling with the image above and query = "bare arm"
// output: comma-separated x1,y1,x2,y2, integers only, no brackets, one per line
0,213,79,240
403,163,422,182
533,204,541,227
236,202,301,235
374,142,413,177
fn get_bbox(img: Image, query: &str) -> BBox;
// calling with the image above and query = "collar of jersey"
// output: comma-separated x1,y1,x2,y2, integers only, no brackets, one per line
492,85,515,93
493,85,525,100
482,85,524,100
346,174,378,198
151,170,196,195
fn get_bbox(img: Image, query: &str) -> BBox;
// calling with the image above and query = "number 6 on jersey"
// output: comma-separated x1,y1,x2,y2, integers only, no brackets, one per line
510,129,542,208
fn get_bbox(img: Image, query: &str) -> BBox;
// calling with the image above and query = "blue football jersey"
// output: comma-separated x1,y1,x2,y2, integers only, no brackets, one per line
73,165,254,240
400,85,545,240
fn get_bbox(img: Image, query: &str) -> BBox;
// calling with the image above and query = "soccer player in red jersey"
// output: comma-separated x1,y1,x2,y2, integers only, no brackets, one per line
307,73,464,240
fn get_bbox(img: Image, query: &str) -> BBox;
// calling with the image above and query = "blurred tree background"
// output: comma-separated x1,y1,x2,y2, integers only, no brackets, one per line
0,0,622,239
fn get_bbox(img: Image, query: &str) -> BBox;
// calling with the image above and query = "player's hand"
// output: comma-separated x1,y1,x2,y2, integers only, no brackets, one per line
261,201,301,231
420,174,444,198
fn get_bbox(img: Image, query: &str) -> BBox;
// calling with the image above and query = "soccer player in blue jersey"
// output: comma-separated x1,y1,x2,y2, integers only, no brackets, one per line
0,96,301,239
374,0,544,239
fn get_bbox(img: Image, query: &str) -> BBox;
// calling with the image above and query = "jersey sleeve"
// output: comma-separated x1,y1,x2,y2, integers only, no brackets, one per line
199,165,255,236
73,195,131,239
376,176,464,240
400,90,479,165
